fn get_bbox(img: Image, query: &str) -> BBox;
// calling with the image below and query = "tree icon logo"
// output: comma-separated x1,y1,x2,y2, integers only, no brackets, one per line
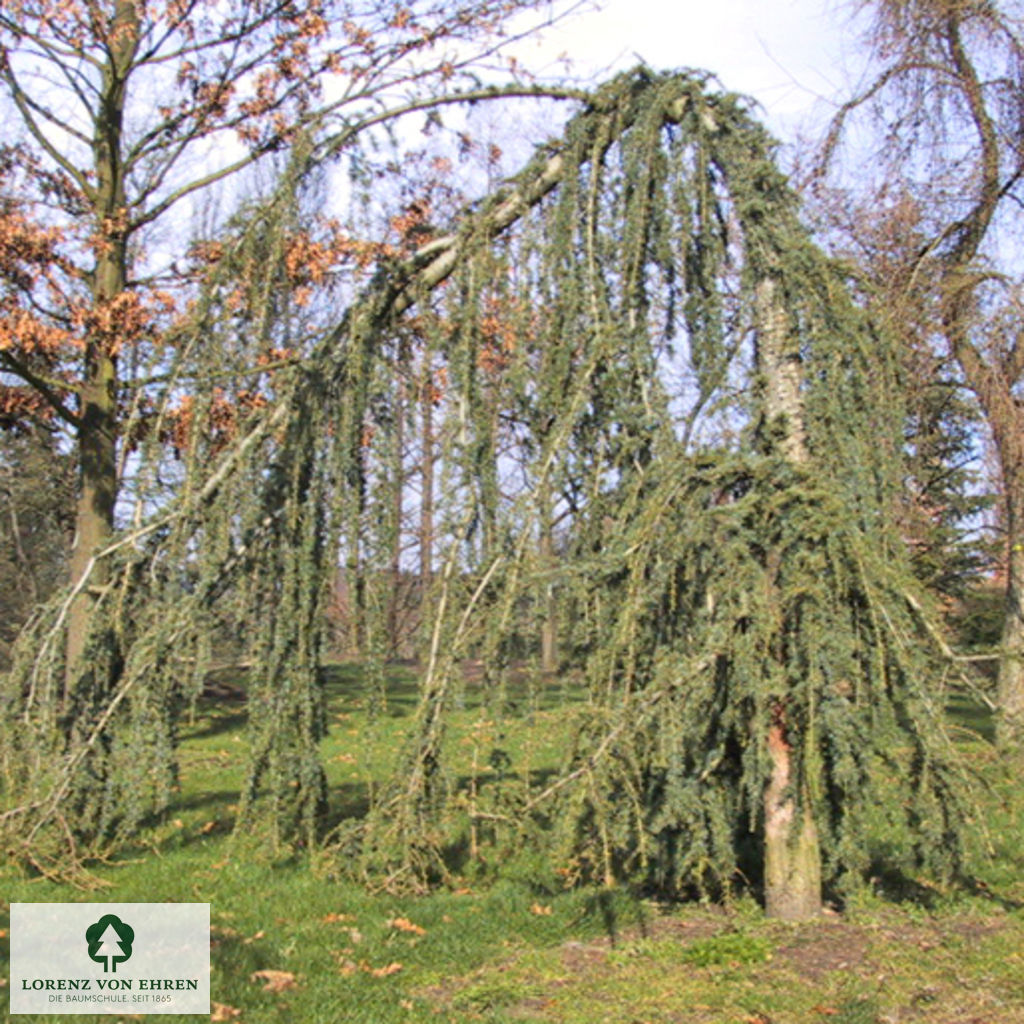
85,914,135,973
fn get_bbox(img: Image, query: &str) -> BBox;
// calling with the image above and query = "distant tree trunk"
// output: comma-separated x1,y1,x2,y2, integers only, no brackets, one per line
387,378,407,656
988,407,1024,750
539,486,558,674
999,508,1024,749
343,437,368,658
419,362,435,642
756,275,823,920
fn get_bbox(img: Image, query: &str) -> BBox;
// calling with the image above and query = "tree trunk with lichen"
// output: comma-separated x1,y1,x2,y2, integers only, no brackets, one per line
756,275,823,921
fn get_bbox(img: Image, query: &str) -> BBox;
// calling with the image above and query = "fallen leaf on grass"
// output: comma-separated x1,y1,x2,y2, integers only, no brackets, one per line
199,821,217,834
529,903,552,916
337,959,403,978
321,912,355,924
387,917,426,935
368,962,403,977
242,930,265,944
211,1002,242,1021
250,969,297,992
812,1008,839,1017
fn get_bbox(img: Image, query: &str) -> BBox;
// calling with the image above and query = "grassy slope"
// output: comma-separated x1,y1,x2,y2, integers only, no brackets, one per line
2,665,1023,1024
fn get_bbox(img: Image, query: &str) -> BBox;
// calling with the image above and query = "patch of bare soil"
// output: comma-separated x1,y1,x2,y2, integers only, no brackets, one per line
423,909,1015,1024
558,908,727,973
775,920,871,982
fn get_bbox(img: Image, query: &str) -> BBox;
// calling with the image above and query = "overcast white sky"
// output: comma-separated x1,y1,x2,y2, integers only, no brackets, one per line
506,0,869,143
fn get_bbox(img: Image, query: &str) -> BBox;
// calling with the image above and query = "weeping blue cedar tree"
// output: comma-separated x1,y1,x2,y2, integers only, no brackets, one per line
0,71,976,911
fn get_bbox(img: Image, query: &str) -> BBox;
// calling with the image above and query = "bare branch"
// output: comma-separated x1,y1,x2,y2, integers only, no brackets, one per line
0,351,80,427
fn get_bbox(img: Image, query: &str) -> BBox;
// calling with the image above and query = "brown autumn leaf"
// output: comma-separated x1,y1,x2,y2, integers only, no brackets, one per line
529,903,552,916
321,912,355,924
211,1001,242,1021
199,820,217,834
812,1009,840,1017
387,917,426,936
242,930,265,944
368,961,403,978
249,969,297,992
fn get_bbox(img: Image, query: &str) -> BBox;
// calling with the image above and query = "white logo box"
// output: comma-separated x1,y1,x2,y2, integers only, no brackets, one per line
10,903,209,1015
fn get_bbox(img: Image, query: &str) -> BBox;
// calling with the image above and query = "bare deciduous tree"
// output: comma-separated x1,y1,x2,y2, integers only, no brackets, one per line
816,0,1024,748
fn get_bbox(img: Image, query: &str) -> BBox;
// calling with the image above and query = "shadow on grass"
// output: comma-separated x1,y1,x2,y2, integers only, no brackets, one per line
946,691,995,744
321,660,588,718
181,706,249,741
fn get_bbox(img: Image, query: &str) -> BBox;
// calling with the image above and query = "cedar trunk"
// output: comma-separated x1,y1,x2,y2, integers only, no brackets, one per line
763,723,823,920
756,276,823,920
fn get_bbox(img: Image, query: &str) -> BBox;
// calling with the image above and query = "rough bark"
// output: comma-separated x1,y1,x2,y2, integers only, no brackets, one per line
756,274,823,920
755,278,808,464
764,722,823,920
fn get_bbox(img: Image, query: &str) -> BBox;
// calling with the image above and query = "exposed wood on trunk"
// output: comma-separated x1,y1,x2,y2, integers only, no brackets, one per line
764,721,823,921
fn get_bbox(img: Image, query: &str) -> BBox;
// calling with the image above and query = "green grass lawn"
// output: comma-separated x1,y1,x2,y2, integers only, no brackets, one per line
3,665,1023,1023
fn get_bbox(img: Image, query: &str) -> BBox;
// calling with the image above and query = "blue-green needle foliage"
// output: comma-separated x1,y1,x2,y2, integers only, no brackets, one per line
0,70,973,899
